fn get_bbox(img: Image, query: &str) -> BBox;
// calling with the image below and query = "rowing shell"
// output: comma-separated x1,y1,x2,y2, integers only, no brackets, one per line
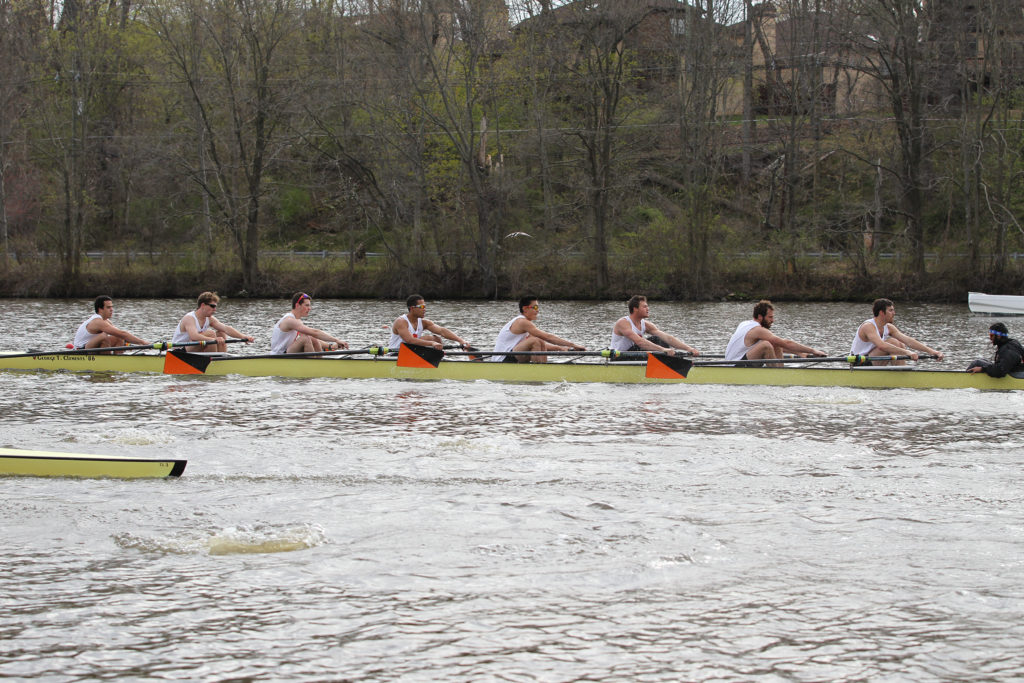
0,447,186,479
1,350,1020,390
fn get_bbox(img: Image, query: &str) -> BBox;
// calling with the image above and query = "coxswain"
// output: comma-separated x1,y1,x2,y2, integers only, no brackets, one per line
966,322,1024,377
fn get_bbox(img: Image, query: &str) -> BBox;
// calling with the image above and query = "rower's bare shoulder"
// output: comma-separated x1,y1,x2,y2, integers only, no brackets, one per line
510,318,534,334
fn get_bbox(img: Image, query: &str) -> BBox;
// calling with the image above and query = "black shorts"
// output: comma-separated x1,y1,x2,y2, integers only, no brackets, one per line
502,354,522,363
740,353,765,368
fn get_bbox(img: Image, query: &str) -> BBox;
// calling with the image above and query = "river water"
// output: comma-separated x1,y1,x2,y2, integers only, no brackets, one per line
1,298,1022,681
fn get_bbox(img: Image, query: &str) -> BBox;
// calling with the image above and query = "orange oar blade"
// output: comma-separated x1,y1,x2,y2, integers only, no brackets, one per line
645,353,692,379
163,349,212,375
397,343,444,368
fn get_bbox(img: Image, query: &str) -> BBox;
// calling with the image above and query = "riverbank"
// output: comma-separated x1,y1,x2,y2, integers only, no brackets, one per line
0,252,1019,302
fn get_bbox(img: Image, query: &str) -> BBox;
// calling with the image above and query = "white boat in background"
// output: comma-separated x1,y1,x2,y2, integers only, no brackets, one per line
968,291,1024,316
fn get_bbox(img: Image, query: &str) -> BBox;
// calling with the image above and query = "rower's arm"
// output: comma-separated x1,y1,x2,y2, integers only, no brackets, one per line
862,323,908,356
394,319,441,348
538,330,585,351
890,327,943,360
776,335,825,357
106,323,148,346
616,320,665,352
211,320,253,342
182,316,217,342
424,321,468,347
646,323,698,355
291,321,347,348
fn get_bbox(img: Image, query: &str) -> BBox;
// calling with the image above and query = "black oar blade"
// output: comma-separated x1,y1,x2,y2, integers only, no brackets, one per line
397,343,444,368
163,349,212,375
645,353,692,379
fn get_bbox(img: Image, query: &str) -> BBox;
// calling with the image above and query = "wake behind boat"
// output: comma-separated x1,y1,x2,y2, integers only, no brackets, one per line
0,447,186,479
0,345,1020,391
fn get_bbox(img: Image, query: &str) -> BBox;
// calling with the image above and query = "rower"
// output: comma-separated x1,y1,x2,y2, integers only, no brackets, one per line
270,292,349,354
172,291,254,352
389,295,472,351
724,299,826,366
73,295,149,352
610,295,699,356
851,298,944,366
490,296,586,363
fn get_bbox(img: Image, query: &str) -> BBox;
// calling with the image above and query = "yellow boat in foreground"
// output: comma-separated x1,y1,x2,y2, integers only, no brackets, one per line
0,447,187,479
0,349,1021,390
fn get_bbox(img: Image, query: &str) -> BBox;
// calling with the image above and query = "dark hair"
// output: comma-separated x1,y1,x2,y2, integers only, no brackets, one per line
627,295,647,313
197,291,220,307
873,298,894,317
752,299,773,319
990,322,1009,336
93,295,112,313
290,292,311,308
406,294,424,309
518,295,538,313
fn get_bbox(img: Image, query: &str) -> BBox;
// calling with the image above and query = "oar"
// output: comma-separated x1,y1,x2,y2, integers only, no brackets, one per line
441,349,635,359
5,339,243,359
193,347,389,361
162,346,389,374
157,338,249,349
690,353,939,367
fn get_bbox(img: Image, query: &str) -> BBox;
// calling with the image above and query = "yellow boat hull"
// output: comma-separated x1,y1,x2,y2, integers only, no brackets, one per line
0,351,1019,390
0,447,186,479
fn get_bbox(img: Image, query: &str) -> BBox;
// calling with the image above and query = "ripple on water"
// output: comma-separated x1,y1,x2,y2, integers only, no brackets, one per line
113,522,328,556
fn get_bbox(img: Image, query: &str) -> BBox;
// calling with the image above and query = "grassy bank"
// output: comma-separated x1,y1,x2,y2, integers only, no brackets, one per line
0,251,1020,302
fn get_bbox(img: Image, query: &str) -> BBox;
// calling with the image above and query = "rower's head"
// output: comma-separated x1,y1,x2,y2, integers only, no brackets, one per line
406,294,426,318
197,291,220,314
291,292,312,315
628,295,649,318
989,322,1009,345
873,298,895,320
753,300,774,328
519,296,540,319
93,295,113,318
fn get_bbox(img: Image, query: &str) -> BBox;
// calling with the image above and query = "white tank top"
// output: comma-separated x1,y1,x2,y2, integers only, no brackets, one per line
388,314,423,349
610,317,646,351
270,312,299,354
725,319,761,361
73,314,103,349
851,319,890,355
490,315,528,362
171,311,210,345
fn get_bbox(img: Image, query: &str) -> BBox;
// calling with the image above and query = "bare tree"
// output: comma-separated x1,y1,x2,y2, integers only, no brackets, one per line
365,0,510,292
0,0,46,271
848,0,940,277
147,0,303,292
555,0,651,293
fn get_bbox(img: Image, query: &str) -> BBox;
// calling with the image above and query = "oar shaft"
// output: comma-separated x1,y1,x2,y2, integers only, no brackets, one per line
692,353,938,367
195,347,388,361
442,349,631,358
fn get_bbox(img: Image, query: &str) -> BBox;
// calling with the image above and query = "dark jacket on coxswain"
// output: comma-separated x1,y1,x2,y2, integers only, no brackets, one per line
977,337,1024,377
